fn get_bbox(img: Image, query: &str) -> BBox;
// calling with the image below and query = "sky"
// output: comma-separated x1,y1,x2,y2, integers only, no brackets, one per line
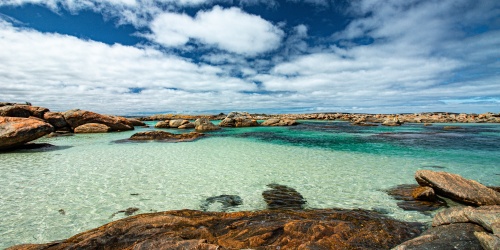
0,0,499,115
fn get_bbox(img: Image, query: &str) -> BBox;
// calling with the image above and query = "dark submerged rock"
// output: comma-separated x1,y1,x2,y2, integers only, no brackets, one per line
415,170,500,206
109,207,140,219
8,209,423,250
200,195,243,212
262,184,307,210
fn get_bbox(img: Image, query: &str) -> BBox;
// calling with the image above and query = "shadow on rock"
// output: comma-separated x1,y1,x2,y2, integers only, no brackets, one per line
200,195,243,212
262,184,306,210
0,143,72,153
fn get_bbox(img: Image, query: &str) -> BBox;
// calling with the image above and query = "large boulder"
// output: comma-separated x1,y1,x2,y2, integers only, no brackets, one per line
194,118,220,131
43,112,69,129
0,105,31,117
415,170,500,206
63,109,134,132
128,131,205,142
219,112,259,127
74,123,111,133
8,209,423,250
0,117,54,150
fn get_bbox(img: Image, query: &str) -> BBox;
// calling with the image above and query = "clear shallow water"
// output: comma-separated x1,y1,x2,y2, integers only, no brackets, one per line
0,121,499,248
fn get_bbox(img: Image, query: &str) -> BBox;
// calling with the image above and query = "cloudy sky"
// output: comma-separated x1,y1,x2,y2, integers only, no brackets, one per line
0,0,499,115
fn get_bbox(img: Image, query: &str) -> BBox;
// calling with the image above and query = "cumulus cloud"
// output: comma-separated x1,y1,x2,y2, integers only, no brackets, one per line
149,6,284,56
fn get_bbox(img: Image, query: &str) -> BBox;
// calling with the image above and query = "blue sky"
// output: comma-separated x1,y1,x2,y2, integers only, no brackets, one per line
0,0,499,115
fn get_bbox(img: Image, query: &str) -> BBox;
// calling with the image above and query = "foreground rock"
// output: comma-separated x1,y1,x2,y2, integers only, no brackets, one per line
415,170,500,206
194,118,220,131
394,205,500,250
9,209,423,250
219,111,259,127
262,184,307,210
63,109,134,132
0,117,54,150
128,131,205,142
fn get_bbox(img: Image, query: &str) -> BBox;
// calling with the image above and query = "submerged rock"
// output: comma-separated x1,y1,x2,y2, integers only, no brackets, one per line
386,184,447,212
262,184,306,210
415,170,500,206
128,131,205,142
200,195,243,211
0,117,54,150
8,209,423,250
109,207,140,219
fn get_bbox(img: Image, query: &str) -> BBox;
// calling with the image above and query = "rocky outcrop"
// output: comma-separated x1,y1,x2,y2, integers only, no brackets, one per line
412,186,437,201
8,209,423,250
63,109,134,132
415,170,500,206
262,184,307,210
74,123,111,133
219,112,259,127
0,117,54,150
261,118,297,126
128,131,205,142
0,105,31,117
194,118,220,131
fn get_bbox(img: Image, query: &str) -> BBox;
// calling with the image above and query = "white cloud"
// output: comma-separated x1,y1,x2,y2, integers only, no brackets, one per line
149,6,284,56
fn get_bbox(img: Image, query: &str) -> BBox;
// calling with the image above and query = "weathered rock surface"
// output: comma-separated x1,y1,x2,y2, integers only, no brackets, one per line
43,112,69,129
128,131,205,142
8,209,423,250
393,223,486,250
219,112,259,127
415,170,500,206
0,105,31,117
261,118,297,126
386,184,447,212
474,231,500,250
0,117,54,150
432,205,500,231
63,109,134,132
74,123,111,133
154,120,170,128
262,184,307,210
194,118,220,131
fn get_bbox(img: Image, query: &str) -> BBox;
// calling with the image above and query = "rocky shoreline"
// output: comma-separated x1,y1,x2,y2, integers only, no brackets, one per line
7,170,500,250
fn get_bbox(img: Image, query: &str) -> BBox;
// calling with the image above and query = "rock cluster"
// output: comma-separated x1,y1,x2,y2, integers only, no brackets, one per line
0,103,139,151
128,131,205,142
219,112,259,127
393,170,500,249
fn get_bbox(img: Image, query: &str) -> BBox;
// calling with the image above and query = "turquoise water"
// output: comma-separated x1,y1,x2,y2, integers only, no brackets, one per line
0,121,499,248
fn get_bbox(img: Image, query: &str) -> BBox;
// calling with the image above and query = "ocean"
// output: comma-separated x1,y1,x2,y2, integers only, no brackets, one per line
0,120,499,248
